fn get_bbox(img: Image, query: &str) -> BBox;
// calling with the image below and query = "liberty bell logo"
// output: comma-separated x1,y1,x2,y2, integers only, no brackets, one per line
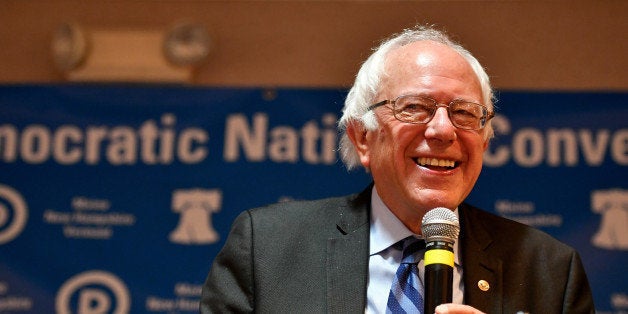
169,188,222,245
591,188,628,250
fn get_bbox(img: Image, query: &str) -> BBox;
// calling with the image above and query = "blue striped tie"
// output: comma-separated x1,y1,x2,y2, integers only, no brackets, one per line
386,237,426,314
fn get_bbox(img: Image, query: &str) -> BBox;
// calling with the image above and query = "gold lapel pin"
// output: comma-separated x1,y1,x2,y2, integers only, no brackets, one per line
477,280,490,292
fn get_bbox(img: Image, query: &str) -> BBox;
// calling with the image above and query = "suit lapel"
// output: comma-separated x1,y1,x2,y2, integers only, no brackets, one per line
322,191,505,313
326,188,370,313
459,204,504,313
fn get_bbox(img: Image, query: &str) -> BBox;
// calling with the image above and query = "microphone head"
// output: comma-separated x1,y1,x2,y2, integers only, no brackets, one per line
421,207,460,244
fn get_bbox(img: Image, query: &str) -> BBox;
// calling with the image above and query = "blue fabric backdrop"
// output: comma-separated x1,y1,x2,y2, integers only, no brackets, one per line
0,85,626,313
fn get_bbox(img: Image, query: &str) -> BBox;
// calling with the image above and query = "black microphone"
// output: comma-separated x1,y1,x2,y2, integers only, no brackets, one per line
421,207,460,314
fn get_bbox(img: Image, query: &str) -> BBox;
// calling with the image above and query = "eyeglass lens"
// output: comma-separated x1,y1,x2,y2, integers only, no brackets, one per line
392,96,487,129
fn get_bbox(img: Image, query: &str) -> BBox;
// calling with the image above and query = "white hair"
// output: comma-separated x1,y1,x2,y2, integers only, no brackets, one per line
338,25,495,170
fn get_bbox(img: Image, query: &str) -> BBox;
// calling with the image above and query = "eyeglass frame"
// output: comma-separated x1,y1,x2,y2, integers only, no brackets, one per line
367,94,495,130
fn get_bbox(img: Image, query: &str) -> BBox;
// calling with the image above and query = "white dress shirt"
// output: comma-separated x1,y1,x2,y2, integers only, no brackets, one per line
366,186,464,313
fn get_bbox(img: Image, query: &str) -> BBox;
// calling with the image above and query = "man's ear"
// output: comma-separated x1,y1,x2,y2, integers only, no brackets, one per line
346,121,371,168
483,136,491,151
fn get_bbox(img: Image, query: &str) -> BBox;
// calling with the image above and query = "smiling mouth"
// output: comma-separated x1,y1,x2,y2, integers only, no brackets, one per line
416,157,457,169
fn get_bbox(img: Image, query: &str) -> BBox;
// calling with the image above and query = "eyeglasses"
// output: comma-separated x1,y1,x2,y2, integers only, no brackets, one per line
368,95,494,130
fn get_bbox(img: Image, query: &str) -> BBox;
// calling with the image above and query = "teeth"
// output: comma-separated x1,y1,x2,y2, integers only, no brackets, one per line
418,157,455,168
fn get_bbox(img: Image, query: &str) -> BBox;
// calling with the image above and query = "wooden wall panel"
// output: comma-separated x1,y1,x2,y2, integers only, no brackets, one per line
1,1,626,90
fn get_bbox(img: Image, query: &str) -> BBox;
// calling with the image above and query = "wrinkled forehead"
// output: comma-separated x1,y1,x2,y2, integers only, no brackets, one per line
382,41,482,96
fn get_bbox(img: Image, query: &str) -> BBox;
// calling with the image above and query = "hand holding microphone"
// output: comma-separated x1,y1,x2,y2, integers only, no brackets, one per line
434,304,486,314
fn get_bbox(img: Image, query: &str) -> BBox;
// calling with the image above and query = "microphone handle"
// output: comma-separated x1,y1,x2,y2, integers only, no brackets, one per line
424,262,453,314
423,241,454,314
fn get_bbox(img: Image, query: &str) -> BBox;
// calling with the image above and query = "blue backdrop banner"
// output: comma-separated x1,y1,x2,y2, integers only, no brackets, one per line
0,85,626,313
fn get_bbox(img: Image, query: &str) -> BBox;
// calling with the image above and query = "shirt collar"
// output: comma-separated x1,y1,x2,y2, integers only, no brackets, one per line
369,186,414,256
369,185,462,266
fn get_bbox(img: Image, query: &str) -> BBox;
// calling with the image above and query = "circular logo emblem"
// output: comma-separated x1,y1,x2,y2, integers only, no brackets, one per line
56,270,131,314
0,184,28,244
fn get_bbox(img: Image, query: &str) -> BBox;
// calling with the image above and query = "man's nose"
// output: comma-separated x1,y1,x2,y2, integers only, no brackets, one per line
424,107,457,143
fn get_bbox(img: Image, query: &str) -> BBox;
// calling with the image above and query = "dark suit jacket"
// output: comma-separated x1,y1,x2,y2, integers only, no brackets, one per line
200,187,594,313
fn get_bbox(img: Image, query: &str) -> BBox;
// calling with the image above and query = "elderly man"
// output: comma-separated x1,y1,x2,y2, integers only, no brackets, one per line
200,26,594,313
